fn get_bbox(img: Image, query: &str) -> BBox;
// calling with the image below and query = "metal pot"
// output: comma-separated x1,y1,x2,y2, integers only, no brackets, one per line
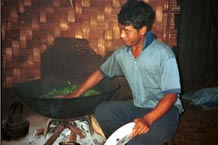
13,78,119,119
2,102,30,140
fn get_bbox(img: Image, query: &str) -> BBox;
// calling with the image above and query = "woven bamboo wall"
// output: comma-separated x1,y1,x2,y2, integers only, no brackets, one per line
2,0,180,88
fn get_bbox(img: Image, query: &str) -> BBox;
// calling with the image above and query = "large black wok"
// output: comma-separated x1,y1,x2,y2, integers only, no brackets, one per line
13,78,119,119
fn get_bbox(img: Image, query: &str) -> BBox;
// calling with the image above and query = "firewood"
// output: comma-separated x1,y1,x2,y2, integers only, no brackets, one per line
44,124,65,145
34,127,45,136
90,115,106,139
69,131,77,142
67,124,86,138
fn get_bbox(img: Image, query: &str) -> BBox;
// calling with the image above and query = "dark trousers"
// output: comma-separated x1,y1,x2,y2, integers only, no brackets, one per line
95,101,179,145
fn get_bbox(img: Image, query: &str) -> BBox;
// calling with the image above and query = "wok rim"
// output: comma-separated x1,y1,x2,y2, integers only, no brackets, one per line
13,81,120,100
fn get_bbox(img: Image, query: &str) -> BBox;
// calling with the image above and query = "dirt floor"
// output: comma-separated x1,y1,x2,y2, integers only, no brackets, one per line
167,99,218,145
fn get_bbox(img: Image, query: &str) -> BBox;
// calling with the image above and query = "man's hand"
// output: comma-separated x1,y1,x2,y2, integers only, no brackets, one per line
53,95,66,98
53,93,80,99
130,117,150,139
130,93,178,139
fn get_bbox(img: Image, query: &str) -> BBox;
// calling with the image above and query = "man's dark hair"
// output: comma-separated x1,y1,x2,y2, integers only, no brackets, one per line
118,0,156,31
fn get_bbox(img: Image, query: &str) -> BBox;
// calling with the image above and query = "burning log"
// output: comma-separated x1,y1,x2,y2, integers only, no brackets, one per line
44,124,65,145
67,124,86,139
69,131,77,142
34,127,45,136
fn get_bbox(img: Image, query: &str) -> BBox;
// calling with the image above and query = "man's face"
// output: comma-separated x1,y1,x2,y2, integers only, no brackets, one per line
118,24,144,47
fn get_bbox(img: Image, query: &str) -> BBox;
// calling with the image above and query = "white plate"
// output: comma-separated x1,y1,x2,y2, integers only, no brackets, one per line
104,122,135,145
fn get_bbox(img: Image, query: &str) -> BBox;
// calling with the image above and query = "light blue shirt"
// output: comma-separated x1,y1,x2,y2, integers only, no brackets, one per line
100,39,184,113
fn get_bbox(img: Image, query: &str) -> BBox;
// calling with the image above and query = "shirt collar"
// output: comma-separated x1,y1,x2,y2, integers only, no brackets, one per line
127,31,155,52
143,31,155,50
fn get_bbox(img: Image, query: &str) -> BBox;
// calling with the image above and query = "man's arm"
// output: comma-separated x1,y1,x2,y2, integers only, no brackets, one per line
130,93,177,138
61,69,104,98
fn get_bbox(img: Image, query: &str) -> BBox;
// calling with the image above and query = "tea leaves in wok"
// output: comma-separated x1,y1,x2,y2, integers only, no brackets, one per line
39,81,100,98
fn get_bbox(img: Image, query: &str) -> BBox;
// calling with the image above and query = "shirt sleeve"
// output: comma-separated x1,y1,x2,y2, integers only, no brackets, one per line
100,51,124,79
160,57,181,94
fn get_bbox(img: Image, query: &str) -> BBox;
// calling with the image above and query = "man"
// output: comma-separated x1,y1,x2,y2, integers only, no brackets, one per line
61,1,183,144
